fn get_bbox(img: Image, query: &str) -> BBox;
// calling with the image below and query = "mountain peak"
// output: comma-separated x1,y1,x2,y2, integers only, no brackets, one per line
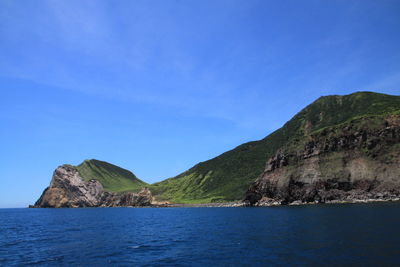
291,91,400,135
152,91,400,203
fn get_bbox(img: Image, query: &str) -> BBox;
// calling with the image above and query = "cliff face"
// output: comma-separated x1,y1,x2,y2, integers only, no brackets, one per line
150,92,400,203
33,165,152,208
245,115,400,205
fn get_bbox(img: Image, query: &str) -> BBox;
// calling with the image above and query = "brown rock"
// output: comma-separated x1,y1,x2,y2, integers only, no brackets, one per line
32,165,153,208
245,115,400,206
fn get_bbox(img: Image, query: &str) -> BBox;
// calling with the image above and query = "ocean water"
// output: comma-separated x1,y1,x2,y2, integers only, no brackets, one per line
1,203,400,266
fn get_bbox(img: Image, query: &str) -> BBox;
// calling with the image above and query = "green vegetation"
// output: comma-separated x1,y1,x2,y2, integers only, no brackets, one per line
75,159,147,192
69,92,400,203
149,91,400,203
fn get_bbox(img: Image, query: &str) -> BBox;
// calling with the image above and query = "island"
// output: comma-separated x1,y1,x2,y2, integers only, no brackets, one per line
32,91,400,208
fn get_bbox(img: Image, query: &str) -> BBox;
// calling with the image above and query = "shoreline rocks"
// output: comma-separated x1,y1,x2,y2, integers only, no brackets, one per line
244,196,400,207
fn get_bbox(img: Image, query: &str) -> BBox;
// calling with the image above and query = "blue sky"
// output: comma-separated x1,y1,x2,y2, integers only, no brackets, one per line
1,0,399,208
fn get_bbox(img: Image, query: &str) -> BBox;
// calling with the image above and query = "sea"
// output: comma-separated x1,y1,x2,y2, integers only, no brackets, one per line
1,202,400,266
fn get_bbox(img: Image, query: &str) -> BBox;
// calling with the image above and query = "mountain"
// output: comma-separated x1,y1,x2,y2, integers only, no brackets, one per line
76,159,147,192
245,106,400,205
150,92,400,203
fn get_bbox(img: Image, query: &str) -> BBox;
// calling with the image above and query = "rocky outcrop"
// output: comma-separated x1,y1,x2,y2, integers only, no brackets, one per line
245,115,400,206
99,188,153,207
32,165,153,208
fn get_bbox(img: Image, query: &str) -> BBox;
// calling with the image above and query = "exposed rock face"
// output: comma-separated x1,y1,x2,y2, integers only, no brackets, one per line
99,188,153,207
33,165,153,208
245,115,400,206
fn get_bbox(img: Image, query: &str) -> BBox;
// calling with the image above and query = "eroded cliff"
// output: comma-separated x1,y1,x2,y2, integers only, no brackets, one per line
245,114,400,205
33,165,152,208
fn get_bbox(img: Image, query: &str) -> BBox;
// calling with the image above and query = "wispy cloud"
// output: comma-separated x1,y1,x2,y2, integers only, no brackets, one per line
1,0,399,132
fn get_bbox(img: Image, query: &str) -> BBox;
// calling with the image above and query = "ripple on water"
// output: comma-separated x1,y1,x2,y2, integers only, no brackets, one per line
1,204,400,266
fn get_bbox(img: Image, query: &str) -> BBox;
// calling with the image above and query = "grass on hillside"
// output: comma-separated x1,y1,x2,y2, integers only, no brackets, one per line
68,92,400,203
150,91,400,203
76,159,147,192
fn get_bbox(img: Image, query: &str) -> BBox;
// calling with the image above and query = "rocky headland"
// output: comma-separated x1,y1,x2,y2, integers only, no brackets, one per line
32,165,153,208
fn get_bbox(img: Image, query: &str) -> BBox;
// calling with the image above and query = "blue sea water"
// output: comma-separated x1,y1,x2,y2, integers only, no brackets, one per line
1,203,400,266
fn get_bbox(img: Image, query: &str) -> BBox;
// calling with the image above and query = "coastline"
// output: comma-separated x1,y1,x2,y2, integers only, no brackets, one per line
150,201,247,208
28,197,400,208
149,197,400,208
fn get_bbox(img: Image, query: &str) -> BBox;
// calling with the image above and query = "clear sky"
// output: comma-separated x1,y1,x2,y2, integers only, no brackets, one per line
1,0,399,208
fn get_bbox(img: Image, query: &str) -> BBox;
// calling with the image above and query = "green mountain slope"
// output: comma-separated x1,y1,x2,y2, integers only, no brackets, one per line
149,91,400,203
75,159,147,192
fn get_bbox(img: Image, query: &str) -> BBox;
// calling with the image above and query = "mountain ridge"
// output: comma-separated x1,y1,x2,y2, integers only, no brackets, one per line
32,91,400,206
149,91,400,203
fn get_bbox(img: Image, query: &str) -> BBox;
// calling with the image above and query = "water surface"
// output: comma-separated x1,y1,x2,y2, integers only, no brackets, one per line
1,202,400,266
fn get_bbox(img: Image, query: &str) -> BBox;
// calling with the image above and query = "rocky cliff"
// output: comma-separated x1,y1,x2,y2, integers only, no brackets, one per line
32,165,153,208
245,114,400,205
150,92,400,203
